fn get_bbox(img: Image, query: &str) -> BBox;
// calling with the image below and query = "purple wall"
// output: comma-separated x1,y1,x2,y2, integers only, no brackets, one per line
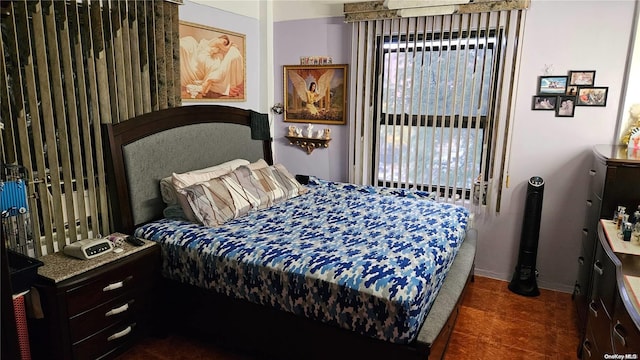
273,17,351,182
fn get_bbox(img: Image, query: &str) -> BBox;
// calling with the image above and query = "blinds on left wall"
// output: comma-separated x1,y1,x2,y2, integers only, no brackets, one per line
0,0,181,256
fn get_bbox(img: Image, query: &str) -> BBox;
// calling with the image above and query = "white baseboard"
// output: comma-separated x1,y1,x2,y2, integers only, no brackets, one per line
472,268,574,294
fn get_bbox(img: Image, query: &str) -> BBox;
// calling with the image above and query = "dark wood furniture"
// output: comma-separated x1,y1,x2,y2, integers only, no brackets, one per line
581,221,640,359
104,105,478,360
1,241,21,360
28,242,160,360
573,145,640,358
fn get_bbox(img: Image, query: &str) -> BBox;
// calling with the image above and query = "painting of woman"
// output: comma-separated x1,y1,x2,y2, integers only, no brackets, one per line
179,22,245,101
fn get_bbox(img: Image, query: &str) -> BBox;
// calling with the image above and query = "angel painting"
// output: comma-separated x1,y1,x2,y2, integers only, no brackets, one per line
284,65,348,125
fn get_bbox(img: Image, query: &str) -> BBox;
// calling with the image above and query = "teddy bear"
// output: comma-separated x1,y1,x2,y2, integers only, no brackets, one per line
621,103,640,146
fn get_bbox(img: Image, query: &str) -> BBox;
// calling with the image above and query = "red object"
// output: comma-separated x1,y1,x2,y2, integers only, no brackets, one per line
13,295,31,360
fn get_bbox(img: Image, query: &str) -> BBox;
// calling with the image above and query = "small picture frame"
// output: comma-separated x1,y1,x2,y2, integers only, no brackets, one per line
532,95,557,110
568,70,596,86
537,76,568,94
566,86,578,96
576,87,608,106
556,96,576,117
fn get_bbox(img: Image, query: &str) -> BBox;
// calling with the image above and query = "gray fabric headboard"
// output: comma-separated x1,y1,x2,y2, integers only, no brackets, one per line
105,105,273,234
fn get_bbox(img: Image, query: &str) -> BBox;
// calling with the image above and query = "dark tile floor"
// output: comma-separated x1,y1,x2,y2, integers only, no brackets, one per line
116,276,581,360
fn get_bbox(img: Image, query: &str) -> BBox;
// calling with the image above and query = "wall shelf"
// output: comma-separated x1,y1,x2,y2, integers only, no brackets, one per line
285,136,331,154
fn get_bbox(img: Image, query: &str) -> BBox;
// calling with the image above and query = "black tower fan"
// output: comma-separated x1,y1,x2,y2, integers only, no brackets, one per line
508,176,545,297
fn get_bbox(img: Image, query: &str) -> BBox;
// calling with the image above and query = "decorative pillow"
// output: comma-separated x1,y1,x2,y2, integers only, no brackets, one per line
228,166,272,209
249,164,307,207
246,158,270,171
250,166,288,206
170,159,250,222
271,164,308,198
178,174,253,227
171,159,250,189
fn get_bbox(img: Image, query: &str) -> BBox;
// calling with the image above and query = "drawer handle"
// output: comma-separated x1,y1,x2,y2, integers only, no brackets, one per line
589,301,598,317
586,200,592,207
582,229,588,237
105,303,130,317
613,321,627,347
102,275,133,292
588,169,596,177
107,324,135,341
582,339,592,358
593,261,603,276
578,256,584,265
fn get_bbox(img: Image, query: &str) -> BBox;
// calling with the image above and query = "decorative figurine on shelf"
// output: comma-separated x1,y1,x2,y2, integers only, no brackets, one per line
295,127,303,137
316,129,324,139
306,123,314,138
323,128,331,139
288,125,297,137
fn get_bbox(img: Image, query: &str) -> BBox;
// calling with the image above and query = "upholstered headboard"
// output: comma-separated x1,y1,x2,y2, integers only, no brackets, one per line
105,105,273,234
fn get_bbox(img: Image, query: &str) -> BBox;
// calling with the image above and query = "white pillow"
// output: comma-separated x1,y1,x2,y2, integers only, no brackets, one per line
171,159,250,189
170,159,250,222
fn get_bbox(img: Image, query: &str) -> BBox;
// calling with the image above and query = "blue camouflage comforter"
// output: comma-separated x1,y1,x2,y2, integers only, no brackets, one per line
135,177,470,343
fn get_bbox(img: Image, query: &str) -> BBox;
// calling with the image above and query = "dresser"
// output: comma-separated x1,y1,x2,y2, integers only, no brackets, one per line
573,145,640,358
581,221,640,359
28,241,160,360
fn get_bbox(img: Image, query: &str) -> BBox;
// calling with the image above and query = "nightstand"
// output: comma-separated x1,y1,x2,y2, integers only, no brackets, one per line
28,240,160,360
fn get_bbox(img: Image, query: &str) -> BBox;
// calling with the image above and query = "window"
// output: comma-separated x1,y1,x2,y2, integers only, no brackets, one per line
349,12,524,211
375,30,499,200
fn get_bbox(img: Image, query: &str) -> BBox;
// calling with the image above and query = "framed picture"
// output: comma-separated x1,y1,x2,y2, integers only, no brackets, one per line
179,21,246,102
532,95,557,110
566,86,578,96
284,64,348,125
576,87,608,106
568,70,596,86
556,96,576,117
537,76,568,94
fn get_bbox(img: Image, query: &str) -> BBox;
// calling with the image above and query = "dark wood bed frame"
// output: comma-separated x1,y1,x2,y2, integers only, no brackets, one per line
104,105,476,360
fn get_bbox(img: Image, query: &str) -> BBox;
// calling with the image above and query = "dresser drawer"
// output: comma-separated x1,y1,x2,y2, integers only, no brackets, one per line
68,291,149,343
589,157,606,198
65,252,157,316
612,289,640,355
592,233,619,318
72,321,139,360
586,299,613,355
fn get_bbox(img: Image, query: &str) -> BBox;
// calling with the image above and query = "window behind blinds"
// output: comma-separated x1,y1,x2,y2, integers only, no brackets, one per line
349,11,525,213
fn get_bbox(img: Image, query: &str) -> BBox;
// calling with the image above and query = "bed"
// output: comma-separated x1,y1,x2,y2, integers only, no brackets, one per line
105,104,477,360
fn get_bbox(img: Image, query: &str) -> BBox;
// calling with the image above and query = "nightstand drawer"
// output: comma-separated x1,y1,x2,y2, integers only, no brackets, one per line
72,321,139,360
65,252,157,316
30,243,160,360
68,292,148,343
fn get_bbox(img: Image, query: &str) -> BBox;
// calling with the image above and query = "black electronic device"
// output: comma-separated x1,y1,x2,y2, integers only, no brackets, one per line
508,176,545,297
125,236,145,247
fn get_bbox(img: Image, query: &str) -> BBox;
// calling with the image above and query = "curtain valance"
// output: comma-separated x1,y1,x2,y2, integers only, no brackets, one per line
344,0,529,22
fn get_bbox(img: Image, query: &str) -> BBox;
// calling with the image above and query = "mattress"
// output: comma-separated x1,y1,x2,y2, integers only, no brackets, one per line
135,177,470,343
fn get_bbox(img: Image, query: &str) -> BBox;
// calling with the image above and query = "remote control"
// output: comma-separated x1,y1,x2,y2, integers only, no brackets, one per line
125,236,145,247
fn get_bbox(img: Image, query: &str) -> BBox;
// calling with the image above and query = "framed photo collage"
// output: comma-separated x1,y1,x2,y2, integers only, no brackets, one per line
532,70,608,117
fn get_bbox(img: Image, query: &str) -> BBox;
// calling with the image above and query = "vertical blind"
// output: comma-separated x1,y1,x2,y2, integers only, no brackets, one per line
348,10,525,214
1,0,181,256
